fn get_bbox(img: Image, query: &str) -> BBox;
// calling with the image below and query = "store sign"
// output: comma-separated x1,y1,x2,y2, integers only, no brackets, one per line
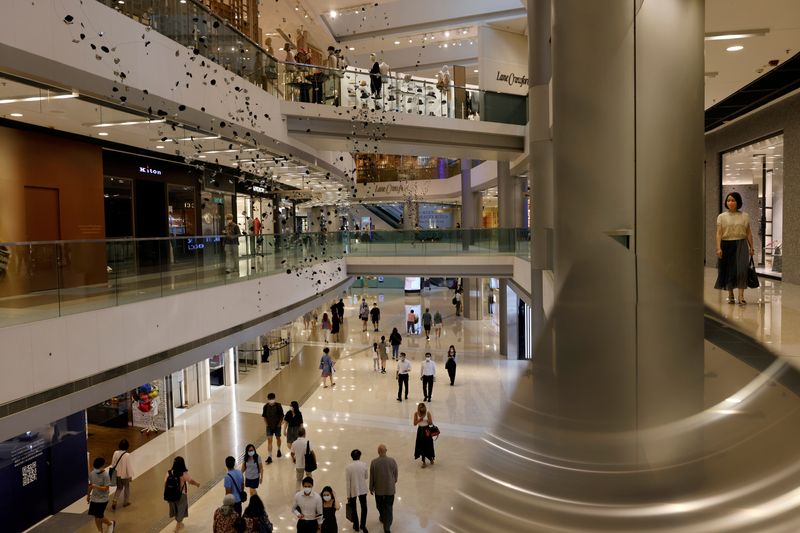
252,185,266,193
139,165,163,175
495,71,529,88
373,183,404,194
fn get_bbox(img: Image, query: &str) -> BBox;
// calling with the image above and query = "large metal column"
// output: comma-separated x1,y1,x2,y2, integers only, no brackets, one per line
532,0,704,475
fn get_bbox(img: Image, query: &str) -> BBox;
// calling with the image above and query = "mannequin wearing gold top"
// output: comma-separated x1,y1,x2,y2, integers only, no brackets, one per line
714,192,757,304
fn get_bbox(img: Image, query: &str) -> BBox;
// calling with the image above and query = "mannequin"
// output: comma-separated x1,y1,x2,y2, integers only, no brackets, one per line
436,65,451,116
369,53,382,98
284,42,295,63
326,46,337,69
264,37,275,56
296,28,309,53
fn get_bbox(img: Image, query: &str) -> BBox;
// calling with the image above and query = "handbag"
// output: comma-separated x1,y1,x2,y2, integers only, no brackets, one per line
345,500,354,522
304,441,318,472
747,257,760,288
109,451,126,485
425,424,441,439
227,473,247,503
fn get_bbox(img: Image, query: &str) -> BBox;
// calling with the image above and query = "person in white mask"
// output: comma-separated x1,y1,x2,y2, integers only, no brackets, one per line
420,352,436,402
293,476,323,533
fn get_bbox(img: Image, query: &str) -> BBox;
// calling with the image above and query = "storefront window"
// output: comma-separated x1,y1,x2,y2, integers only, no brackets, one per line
168,184,196,236
721,134,784,277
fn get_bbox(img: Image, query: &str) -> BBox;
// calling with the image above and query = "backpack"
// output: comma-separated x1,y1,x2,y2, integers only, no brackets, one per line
163,470,182,502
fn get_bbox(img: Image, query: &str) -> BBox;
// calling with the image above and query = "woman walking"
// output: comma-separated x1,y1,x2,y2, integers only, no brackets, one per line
284,400,304,446
389,327,402,360
715,192,757,304
243,495,272,532
445,345,457,386
165,456,201,531
320,347,336,387
331,312,341,343
320,485,340,533
378,336,389,374
413,403,436,468
433,311,443,338
241,443,263,496
320,313,331,343
110,438,133,510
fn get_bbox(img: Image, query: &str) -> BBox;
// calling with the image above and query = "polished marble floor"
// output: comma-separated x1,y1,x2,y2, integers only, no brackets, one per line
37,268,800,533
56,284,525,533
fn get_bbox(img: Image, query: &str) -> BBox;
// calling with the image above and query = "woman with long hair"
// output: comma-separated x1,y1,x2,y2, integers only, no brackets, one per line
445,345,457,386
241,443,263,496
243,494,272,533
166,456,201,531
320,485,339,533
284,400,304,446
320,313,331,343
413,402,436,468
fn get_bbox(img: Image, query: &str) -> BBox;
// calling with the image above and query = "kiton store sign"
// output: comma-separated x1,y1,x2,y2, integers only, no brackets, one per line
496,71,529,88
139,165,163,175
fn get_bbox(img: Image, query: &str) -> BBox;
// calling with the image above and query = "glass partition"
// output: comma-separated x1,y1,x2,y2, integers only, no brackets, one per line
0,228,529,328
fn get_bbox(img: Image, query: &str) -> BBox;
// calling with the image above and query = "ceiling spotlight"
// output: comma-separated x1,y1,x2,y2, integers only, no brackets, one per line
10,112,23,117
329,10,337,18
726,45,744,52
156,145,165,149
444,31,450,37
394,40,400,45
443,43,448,48
462,29,468,34
408,39,412,43
349,46,355,51
98,132,109,136
473,69,479,73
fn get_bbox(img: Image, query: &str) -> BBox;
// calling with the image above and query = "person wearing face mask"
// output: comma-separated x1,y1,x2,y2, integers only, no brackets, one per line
241,443,263,496
320,485,339,533
261,393,284,464
420,352,436,402
293,476,323,533
396,352,411,402
87,457,116,533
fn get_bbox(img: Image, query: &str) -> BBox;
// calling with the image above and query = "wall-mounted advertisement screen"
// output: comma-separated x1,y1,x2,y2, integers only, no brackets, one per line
404,277,421,293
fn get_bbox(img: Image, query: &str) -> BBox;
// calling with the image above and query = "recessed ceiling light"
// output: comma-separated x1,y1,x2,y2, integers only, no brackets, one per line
10,112,23,117
705,29,769,41
726,45,744,52
89,118,166,127
443,43,448,48
349,47,355,51
329,10,337,18
394,41,400,45
444,31,450,37
156,145,165,149
98,132,109,136
473,69,479,73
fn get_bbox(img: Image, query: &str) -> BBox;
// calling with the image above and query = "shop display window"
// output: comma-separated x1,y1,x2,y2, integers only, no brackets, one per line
721,134,784,277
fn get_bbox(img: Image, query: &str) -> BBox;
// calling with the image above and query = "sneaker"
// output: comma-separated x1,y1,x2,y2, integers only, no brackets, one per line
266,456,273,464
277,450,282,458
108,520,116,533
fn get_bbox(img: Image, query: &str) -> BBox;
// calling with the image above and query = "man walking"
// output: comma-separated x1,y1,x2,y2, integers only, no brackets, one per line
370,303,381,332
406,310,416,335
421,352,436,402
421,308,432,340
345,449,369,532
369,444,398,533
223,455,245,516
396,352,411,401
261,392,284,464
290,427,316,491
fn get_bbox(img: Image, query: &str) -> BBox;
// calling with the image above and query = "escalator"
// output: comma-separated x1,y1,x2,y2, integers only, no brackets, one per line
363,203,404,229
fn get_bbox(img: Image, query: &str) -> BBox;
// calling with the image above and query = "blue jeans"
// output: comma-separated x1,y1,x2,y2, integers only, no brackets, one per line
392,345,399,358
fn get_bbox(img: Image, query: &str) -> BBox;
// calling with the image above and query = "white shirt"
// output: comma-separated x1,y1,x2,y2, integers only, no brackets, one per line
345,460,369,497
111,450,134,479
421,359,436,377
397,359,412,374
293,490,323,524
291,437,314,471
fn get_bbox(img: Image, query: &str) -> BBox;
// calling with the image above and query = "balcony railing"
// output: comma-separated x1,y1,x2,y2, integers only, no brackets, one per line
0,228,529,328
95,0,527,125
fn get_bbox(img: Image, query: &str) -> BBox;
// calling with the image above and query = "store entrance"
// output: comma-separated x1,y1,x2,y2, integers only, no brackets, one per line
23,186,61,292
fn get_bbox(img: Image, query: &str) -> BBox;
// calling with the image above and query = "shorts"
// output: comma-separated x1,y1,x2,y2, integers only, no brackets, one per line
266,425,281,437
245,477,260,489
88,500,108,518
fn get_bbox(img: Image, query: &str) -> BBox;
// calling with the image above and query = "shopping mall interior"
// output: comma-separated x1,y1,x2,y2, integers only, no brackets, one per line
2,0,800,532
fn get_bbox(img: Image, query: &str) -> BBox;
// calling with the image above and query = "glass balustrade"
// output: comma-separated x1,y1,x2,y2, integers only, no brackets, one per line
0,228,530,328
95,0,527,125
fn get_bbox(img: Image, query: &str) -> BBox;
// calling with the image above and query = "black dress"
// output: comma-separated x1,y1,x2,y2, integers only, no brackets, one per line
414,421,435,461
321,505,338,533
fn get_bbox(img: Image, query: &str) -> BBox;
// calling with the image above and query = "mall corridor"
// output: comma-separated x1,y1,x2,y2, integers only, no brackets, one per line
47,286,525,533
